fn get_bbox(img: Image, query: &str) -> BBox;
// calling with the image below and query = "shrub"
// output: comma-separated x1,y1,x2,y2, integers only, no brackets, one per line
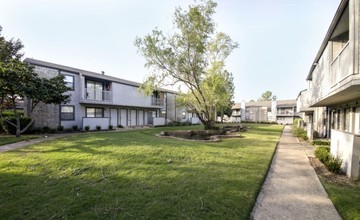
117,125,124,128
42,126,50,133
84,126,90,131
311,140,330,146
57,125,64,131
72,125,78,131
96,125,101,131
315,146,330,164
292,127,308,140
325,156,342,174
49,128,56,134
109,125,113,130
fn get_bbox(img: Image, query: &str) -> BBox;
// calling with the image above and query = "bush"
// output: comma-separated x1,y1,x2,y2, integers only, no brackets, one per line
96,125,101,131
84,126,90,131
72,125,78,131
5,116,33,135
312,140,330,146
57,125,64,131
325,156,342,174
109,125,113,130
292,127,308,140
117,125,124,128
315,146,330,164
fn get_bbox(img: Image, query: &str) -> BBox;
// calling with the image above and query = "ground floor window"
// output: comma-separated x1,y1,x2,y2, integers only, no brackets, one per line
60,105,75,120
86,107,104,118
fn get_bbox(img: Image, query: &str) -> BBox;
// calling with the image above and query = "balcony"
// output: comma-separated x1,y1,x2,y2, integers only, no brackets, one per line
82,88,112,103
330,42,351,86
232,111,241,117
151,97,164,106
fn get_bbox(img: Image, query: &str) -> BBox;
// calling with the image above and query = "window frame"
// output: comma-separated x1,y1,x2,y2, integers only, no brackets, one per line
63,74,75,91
86,107,104,118
60,105,75,121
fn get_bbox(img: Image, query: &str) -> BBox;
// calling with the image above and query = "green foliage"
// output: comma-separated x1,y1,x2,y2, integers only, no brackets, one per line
311,140,331,146
84,126,90,131
0,124,282,219
96,125,101,131
135,1,238,130
57,125,64,132
42,126,50,133
241,120,277,124
315,146,330,163
72,125,78,131
108,125,113,130
325,156,342,174
167,121,193,127
258,91,276,101
292,127,308,140
117,125,124,128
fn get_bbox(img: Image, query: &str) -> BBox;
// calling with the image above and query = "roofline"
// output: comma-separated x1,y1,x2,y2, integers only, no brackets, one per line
306,0,348,80
296,89,307,100
24,58,177,94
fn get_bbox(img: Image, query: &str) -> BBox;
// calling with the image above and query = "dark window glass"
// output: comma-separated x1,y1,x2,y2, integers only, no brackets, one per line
86,108,104,118
64,75,74,90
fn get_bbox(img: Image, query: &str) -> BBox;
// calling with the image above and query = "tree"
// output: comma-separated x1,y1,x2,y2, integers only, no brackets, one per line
135,0,238,129
0,26,70,137
258,91,276,101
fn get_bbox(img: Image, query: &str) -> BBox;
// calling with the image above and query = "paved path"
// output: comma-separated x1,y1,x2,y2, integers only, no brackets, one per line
251,125,341,220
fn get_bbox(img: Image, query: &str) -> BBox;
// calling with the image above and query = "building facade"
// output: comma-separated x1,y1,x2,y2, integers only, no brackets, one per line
297,0,360,179
24,58,196,130
231,100,298,124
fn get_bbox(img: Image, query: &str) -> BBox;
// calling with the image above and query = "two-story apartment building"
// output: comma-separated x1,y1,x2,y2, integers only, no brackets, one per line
231,100,298,124
298,0,360,179
24,58,194,130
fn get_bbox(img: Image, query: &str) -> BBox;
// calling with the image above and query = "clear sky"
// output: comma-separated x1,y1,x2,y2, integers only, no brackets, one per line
1,0,340,102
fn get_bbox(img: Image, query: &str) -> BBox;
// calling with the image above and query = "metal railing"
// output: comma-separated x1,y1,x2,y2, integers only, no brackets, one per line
151,97,164,106
85,89,112,102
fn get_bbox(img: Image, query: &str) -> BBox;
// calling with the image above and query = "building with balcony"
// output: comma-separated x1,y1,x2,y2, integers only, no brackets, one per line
231,100,298,124
24,58,193,130
299,0,360,179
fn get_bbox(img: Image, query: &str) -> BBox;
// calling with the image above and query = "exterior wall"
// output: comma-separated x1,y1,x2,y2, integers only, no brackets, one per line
83,118,110,131
331,129,360,180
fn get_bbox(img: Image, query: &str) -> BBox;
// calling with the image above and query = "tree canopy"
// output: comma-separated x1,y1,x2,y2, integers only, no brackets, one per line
0,26,70,137
135,0,238,129
258,91,277,101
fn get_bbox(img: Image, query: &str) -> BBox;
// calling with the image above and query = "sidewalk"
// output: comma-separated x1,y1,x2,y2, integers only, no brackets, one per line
251,125,341,220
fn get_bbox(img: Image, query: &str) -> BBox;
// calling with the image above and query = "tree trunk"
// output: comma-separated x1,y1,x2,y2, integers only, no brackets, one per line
15,114,21,138
221,109,224,123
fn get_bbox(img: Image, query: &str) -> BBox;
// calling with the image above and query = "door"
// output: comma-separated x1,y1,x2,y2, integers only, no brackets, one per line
148,111,154,125
120,109,127,126
110,108,118,126
130,110,137,126
138,110,144,126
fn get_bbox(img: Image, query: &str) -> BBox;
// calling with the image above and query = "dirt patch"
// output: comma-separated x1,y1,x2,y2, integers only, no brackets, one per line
309,157,356,185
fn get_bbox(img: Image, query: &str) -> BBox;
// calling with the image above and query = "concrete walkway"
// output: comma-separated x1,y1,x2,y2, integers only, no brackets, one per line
251,125,341,220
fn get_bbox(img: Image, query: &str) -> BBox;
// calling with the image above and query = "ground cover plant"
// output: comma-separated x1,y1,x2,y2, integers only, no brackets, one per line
0,124,282,219
0,135,40,146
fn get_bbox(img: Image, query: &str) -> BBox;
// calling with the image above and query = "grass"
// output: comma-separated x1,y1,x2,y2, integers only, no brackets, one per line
0,135,41,146
320,178,360,219
0,124,282,219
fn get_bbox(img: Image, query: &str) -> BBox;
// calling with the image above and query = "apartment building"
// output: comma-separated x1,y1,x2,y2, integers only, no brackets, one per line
297,0,360,179
24,58,194,130
231,100,298,124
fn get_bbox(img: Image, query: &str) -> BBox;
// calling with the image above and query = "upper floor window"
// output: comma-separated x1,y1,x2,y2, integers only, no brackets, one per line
60,105,75,120
64,75,75,91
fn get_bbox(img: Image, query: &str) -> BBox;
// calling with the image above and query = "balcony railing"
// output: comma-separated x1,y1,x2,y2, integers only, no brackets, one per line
330,42,351,86
151,97,164,106
232,112,241,116
276,112,294,116
85,89,112,102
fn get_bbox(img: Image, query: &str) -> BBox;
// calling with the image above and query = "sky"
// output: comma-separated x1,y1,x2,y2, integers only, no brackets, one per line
0,0,341,102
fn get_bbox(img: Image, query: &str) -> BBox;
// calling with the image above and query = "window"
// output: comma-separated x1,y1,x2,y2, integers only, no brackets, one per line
60,106,75,120
86,107,104,118
86,80,104,100
64,75,74,90
182,111,186,119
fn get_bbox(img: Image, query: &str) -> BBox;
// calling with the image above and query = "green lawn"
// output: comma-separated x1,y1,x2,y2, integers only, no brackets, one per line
320,177,360,219
0,124,282,219
0,135,41,146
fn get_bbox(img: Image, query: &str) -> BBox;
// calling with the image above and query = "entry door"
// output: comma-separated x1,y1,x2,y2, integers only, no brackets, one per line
147,111,154,125
130,110,137,126
120,109,127,126
138,110,144,126
110,109,118,126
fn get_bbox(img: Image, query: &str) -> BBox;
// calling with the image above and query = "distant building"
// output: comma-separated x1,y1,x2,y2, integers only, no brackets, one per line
231,100,298,124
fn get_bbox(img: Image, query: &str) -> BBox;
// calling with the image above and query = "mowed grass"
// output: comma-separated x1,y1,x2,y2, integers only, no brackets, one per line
0,135,41,146
320,178,360,219
0,124,282,219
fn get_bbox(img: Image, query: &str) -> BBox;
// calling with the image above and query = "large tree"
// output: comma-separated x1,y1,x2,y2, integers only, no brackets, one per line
258,91,277,101
135,0,238,129
0,26,70,137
